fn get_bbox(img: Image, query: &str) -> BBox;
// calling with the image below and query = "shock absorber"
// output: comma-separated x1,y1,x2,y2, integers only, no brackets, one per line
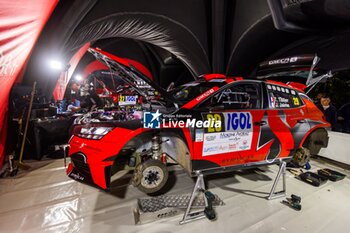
151,135,161,160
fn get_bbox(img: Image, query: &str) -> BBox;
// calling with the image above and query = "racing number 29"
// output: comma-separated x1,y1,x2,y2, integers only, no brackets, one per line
207,114,222,132
292,97,300,106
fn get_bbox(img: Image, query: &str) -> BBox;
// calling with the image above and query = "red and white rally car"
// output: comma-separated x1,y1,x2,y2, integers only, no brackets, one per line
66,48,330,194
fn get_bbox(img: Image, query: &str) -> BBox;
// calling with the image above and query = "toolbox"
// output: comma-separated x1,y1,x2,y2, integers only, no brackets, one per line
317,169,346,182
298,172,328,187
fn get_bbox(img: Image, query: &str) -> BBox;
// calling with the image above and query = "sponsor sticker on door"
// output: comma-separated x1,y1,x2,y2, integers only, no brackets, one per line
202,112,253,156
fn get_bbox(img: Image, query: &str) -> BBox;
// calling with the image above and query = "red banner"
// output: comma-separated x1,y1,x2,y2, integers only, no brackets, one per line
0,0,57,169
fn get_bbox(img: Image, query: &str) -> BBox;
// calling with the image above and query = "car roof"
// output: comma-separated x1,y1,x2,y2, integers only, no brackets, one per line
198,76,305,94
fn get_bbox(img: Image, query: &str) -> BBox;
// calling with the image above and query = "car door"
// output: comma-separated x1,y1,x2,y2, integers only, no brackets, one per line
191,81,270,170
264,83,310,161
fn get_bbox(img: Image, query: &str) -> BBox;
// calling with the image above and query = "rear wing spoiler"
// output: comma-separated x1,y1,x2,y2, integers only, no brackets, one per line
257,54,333,92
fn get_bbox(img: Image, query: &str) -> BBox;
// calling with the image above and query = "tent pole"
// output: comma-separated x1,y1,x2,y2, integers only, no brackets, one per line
16,81,36,170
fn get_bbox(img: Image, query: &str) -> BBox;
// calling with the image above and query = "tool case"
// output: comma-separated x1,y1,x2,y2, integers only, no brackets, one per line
317,169,346,182
298,172,328,187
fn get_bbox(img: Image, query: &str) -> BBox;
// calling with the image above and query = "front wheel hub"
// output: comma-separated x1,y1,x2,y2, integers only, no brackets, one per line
135,159,169,194
141,166,164,189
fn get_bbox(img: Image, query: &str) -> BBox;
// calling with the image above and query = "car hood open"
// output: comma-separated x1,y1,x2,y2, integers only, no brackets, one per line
88,47,179,105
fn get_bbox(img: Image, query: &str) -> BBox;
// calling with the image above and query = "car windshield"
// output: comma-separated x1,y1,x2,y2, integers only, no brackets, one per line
170,79,226,104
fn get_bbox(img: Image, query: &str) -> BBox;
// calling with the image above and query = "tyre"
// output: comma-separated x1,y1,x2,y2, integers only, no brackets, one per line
135,159,168,195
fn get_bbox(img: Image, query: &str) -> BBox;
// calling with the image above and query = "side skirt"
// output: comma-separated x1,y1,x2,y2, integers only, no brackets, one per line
191,157,292,176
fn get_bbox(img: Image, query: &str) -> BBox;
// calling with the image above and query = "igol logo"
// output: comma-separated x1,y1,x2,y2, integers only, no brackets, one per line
226,112,252,131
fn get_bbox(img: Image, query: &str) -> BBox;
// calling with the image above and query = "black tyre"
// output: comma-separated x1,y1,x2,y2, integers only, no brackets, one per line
136,159,168,195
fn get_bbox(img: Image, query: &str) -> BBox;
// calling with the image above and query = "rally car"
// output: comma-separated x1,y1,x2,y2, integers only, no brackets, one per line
66,48,330,194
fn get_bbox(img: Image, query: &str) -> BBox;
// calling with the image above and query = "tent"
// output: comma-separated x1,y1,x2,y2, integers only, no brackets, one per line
1,0,350,169
0,0,57,169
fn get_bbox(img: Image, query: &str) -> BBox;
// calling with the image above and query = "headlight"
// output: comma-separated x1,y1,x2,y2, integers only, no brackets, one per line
73,124,114,140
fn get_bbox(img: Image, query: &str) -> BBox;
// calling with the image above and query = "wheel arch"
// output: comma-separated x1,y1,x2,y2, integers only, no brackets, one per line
301,127,329,155
108,129,192,186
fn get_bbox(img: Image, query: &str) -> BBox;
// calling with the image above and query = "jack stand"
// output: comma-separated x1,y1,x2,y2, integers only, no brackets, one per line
180,172,216,225
268,160,287,200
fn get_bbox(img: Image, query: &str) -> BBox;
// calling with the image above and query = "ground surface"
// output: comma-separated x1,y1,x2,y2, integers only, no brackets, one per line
0,158,349,233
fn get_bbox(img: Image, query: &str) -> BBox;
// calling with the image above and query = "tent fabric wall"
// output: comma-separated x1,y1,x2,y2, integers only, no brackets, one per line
82,60,109,79
0,0,57,169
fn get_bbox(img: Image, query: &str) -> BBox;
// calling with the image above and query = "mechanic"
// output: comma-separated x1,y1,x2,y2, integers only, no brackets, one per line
314,92,325,105
66,99,81,113
79,79,103,110
317,96,337,130
69,82,81,100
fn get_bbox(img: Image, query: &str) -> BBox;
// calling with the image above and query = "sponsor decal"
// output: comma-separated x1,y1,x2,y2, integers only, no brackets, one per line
202,112,253,156
221,154,254,164
205,135,217,141
203,146,220,154
293,97,300,106
203,113,224,133
70,172,85,181
219,132,249,141
119,95,138,106
228,143,236,150
270,96,276,108
268,57,298,65
239,139,250,150
195,129,204,142
225,112,252,131
195,88,215,102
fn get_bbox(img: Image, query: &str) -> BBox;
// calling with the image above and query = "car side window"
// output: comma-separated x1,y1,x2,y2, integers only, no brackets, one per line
267,84,303,109
199,83,261,110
